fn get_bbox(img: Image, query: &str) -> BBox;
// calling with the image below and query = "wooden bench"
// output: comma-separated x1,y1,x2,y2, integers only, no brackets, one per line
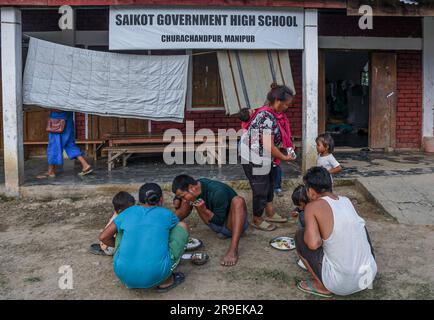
105,143,220,171
104,133,238,171
24,139,106,161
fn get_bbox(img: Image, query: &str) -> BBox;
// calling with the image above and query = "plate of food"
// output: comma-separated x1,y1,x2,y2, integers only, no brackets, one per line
181,252,209,265
186,237,203,251
269,236,296,251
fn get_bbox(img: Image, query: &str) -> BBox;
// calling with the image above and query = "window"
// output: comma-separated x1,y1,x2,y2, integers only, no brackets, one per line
191,51,224,109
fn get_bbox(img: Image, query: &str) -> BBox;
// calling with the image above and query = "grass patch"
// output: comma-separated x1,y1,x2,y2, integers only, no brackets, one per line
253,269,293,285
226,267,294,287
0,195,15,203
24,277,42,283
0,274,8,289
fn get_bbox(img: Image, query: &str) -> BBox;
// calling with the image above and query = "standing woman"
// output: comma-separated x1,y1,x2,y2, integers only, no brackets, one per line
240,83,295,231
37,110,93,178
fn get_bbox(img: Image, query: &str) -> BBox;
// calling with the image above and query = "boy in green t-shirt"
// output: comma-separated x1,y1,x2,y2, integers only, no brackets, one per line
172,175,248,267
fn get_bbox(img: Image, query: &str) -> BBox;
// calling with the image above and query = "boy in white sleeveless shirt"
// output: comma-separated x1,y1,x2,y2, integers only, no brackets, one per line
294,166,377,297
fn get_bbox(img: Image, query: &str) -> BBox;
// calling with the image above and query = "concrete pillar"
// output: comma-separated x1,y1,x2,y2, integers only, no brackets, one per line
1,7,24,196
423,17,434,140
302,9,319,173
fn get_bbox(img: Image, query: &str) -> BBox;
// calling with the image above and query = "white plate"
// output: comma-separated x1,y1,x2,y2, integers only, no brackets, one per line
270,236,296,251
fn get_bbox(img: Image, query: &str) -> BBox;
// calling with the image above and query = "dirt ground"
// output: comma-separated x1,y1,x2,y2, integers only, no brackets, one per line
0,186,433,300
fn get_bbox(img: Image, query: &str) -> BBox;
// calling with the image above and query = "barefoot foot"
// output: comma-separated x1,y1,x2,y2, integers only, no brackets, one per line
221,250,238,267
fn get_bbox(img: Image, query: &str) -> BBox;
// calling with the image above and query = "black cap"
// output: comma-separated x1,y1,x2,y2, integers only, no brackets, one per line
139,183,162,205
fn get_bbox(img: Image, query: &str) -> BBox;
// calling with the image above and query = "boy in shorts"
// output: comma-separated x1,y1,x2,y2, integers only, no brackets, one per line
172,175,248,267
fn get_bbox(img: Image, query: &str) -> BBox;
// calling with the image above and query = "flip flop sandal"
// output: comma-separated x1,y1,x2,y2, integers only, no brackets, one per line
157,272,185,293
296,280,333,298
251,220,277,231
78,167,93,176
265,213,287,223
89,243,110,256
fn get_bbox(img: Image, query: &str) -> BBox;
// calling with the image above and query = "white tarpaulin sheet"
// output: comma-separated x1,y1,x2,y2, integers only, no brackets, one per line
217,50,296,115
23,37,189,122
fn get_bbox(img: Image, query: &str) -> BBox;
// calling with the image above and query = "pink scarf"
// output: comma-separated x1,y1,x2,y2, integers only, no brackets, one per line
241,106,293,165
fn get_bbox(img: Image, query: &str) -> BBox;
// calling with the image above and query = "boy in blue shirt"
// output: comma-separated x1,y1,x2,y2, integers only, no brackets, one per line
99,183,189,292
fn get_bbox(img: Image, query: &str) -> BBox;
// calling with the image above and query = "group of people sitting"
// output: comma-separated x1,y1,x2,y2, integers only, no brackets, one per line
92,167,377,297
88,82,376,297
93,174,249,292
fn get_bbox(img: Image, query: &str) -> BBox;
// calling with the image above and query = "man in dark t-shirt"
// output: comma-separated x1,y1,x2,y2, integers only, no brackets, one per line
172,175,249,267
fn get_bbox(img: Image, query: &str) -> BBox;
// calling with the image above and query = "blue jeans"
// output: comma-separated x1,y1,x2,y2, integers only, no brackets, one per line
273,164,282,190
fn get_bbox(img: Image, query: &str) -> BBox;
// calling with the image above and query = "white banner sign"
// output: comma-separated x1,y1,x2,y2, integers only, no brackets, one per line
109,7,304,50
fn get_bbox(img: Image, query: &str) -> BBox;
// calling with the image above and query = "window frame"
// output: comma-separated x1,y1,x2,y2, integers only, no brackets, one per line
187,50,225,112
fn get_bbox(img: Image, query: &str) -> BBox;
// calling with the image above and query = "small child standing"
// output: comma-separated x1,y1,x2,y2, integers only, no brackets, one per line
273,163,283,197
90,191,135,256
316,133,342,177
290,185,309,270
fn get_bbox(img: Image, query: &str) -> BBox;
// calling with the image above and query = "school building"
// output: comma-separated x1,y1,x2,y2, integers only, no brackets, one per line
1,1,434,195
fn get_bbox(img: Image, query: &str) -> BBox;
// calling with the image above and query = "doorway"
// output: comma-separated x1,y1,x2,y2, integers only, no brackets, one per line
320,50,370,148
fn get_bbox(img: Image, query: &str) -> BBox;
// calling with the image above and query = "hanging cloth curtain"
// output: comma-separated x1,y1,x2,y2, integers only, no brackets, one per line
23,37,189,122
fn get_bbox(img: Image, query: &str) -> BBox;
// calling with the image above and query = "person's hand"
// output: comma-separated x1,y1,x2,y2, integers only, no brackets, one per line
284,154,295,162
290,210,299,218
173,197,182,210
192,199,206,212
99,241,108,251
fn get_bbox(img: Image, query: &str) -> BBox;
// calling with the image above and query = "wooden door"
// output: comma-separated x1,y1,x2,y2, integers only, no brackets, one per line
370,52,397,149
23,106,51,157
318,50,326,134
24,107,50,142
